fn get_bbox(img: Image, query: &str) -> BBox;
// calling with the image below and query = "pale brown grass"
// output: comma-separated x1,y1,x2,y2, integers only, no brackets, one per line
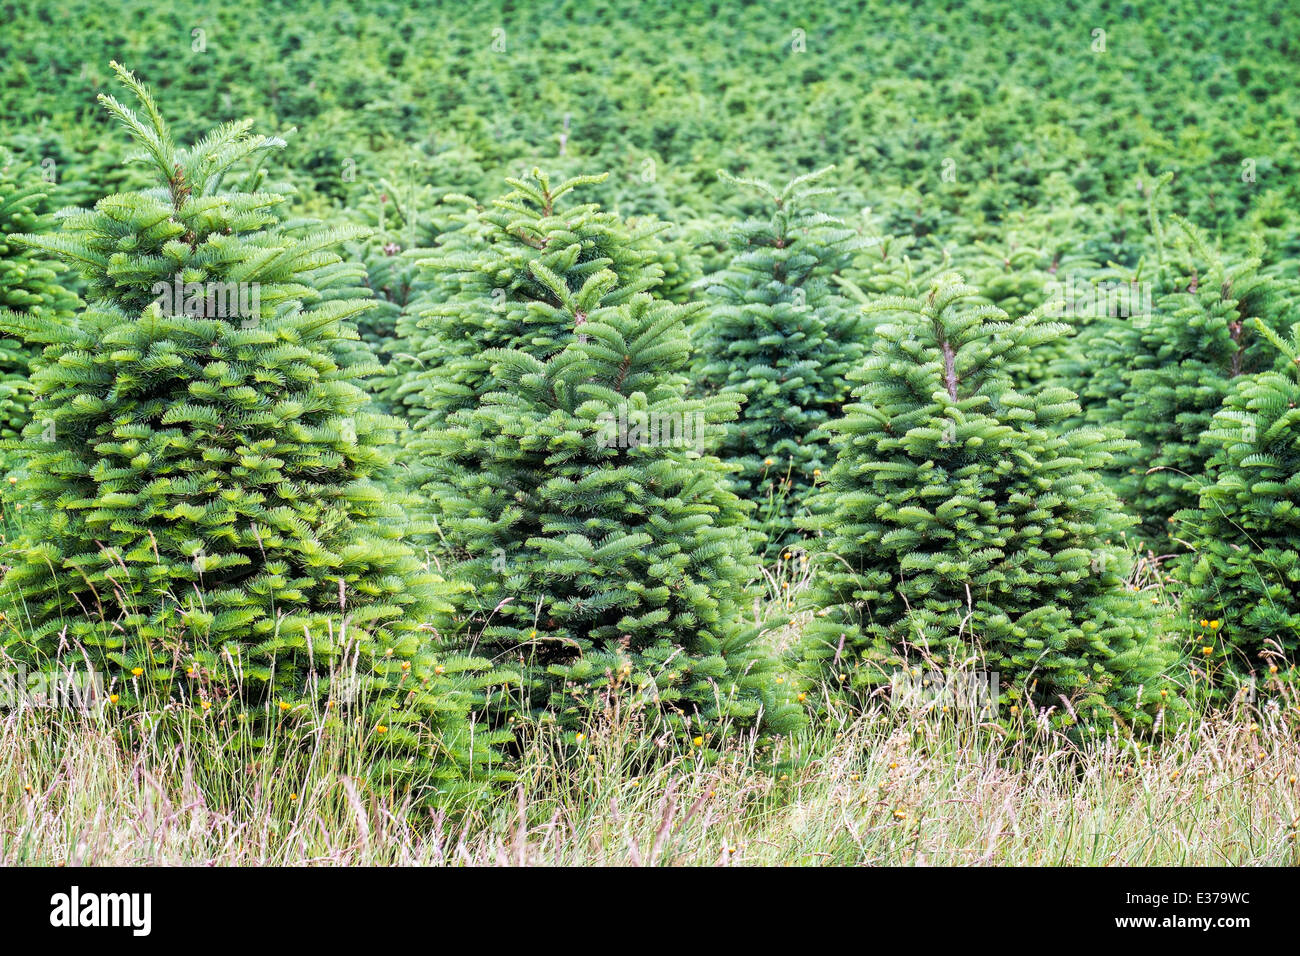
3,690,1296,865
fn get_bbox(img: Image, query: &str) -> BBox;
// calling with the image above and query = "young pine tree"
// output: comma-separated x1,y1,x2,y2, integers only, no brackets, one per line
395,171,675,522
693,167,865,554
0,64,512,800
0,161,80,456
1177,318,1300,695
1069,176,1291,549
396,170,666,431
799,275,1180,735
427,291,802,740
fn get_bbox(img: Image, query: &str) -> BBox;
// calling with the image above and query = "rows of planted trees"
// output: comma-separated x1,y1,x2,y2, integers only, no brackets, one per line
1,10,1297,806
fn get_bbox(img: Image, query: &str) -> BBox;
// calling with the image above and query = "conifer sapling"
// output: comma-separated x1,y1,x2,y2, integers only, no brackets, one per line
799,275,1181,734
0,64,513,800
693,166,865,553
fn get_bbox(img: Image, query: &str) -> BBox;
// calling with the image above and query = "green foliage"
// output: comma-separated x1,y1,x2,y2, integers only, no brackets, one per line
693,166,865,553
398,171,666,423
397,170,678,525
1070,178,1294,547
0,65,512,804
798,276,1182,736
0,0,1296,801
944,182,1107,388
426,289,802,739
330,146,495,408
0,161,80,456
1178,318,1300,695
5,1,1294,274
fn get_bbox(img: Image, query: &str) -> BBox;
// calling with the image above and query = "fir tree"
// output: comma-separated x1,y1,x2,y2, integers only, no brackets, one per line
693,167,865,553
396,170,666,429
1178,317,1300,695
951,220,1104,389
0,64,512,801
338,155,488,410
0,161,80,456
383,195,483,405
1068,176,1291,548
395,170,679,537
427,290,802,738
799,275,1181,735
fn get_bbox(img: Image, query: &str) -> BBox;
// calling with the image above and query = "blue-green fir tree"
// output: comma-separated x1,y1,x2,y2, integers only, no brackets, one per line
1068,176,1292,549
395,170,681,539
799,275,1181,736
0,64,512,802
396,170,667,428
1177,317,1300,698
425,289,803,741
693,166,866,554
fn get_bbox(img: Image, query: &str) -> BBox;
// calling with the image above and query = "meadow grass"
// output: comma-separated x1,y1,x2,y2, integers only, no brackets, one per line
2,540,1296,866
2,676,1296,866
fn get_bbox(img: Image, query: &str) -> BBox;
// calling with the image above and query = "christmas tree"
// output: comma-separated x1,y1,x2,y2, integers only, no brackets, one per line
693,166,865,553
394,170,685,545
798,274,1180,735
1178,317,1300,696
336,145,491,411
949,201,1106,390
0,160,80,459
426,288,802,739
0,64,512,801
396,170,666,430
1068,175,1291,548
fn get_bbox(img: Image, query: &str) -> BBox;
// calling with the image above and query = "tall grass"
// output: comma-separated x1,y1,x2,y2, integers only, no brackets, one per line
1,490,1295,866
3,682,1296,865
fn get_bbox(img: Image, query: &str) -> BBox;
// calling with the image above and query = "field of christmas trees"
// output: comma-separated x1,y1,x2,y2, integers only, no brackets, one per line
1,0,1299,869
